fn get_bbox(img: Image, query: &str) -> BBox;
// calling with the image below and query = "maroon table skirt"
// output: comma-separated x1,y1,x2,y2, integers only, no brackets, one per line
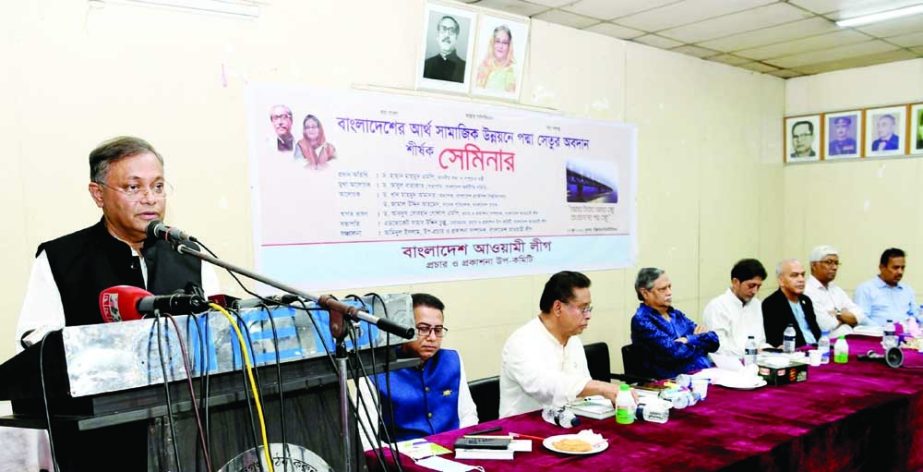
366,336,923,471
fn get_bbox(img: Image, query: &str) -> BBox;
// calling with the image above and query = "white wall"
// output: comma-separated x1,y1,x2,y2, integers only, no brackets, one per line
784,59,923,294
0,0,786,378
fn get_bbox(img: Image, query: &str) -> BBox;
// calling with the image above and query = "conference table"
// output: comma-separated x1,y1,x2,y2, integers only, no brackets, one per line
366,336,923,471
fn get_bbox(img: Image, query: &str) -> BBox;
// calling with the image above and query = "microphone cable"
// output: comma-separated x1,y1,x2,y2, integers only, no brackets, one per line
257,303,289,472
164,313,214,472
210,303,275,472
366,292,405,471
185,313,211,472
153,310,184,472
39,332,61,472
346,294,404,470
231,308,266,472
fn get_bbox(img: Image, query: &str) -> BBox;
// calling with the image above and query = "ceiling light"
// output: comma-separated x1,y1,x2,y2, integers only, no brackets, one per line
836,4,923,27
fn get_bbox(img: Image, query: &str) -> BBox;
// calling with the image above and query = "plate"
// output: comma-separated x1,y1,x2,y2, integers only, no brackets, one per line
716,378,767,390
542,434,608,455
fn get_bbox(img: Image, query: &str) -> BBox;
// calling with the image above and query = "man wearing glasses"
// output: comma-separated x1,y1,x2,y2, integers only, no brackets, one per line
631,268,718,379
804,245,864,338
16,136,219,347
790,120,817,159
499,271,625,417
423,15,467,83
357,293,478,445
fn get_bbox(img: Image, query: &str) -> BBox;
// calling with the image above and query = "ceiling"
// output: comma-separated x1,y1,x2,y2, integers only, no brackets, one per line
456,0,923,78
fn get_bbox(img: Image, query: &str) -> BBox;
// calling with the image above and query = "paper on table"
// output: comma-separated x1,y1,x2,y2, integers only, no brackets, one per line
396,438,452,460
416,455,485,472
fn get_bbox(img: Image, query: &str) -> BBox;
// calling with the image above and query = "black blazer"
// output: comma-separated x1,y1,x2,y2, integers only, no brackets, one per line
762,289,821,348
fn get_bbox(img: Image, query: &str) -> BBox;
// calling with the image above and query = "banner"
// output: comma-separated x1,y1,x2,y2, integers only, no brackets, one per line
246,84,636,290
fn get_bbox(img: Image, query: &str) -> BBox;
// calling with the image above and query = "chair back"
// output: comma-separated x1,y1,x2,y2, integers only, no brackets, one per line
468,376,500,422
583,342,613,382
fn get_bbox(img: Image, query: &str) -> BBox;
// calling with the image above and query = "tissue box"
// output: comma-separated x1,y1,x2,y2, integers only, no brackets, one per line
757,360,808,385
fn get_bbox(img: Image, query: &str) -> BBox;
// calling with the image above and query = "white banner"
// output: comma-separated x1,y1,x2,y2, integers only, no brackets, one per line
246,84,636,290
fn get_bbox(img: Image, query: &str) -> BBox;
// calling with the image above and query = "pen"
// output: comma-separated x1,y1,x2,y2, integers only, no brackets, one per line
463,426,502,437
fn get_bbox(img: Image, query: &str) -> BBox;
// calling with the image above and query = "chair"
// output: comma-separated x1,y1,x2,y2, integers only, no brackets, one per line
468,376,500,422
583,341,649,384
621,343,643,378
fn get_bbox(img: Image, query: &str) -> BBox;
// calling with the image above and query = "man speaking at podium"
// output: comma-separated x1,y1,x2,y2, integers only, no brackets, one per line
16,136,219,346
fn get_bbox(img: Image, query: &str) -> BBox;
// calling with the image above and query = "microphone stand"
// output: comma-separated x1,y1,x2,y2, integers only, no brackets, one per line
171,242,415,471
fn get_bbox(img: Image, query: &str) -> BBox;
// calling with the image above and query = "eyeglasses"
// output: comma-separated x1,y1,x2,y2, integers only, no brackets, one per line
564,301,593,315
437,25,458,34
97,181,172,201
416,324,448,338
820,260,841,267
793,133,813,140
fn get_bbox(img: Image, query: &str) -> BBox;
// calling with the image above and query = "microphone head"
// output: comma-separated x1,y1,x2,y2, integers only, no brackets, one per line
99,285,153,322
146,220,165,241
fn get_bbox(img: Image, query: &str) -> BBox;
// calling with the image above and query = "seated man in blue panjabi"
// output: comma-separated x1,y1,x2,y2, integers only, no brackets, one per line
631,267,719,379
356,293,478,448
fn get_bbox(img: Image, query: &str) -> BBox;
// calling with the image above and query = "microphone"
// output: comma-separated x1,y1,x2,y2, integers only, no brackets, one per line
146,220,197,244
100,286,210,322
99,285,149,322
857,347,904,368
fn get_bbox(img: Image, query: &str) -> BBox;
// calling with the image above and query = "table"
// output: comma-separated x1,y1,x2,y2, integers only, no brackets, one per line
366,336,923,471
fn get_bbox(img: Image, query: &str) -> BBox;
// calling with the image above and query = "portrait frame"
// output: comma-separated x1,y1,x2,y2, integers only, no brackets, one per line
822,110,861,160
416,3,477,94
784,115,822,163
469,13,529,101
864,105,906,157
911,103,923,155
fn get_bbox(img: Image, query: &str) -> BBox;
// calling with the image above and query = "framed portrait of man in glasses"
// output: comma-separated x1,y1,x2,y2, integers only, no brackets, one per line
417,3,476,94
784,115,821,163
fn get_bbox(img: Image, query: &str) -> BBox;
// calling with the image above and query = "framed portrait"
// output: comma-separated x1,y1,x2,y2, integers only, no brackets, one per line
865,106,906,157
469,14,529,101
823,111,861,159
784,115,821,163
911,103,923,155
416,3,476,94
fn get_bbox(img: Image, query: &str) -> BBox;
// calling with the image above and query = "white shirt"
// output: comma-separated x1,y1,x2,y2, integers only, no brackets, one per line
805,275,865,338
15,249,221,352
354,356,478,450
499,317,591,418
702,289,767,358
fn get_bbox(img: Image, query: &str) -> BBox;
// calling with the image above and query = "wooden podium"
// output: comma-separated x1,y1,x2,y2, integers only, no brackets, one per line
0,298,414,471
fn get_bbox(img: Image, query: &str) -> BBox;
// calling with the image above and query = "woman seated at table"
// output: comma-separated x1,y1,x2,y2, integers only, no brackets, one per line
354,293,478,449
631,268,719,379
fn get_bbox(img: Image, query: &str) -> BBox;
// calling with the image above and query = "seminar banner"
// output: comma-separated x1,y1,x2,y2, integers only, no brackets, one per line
246,84,636,290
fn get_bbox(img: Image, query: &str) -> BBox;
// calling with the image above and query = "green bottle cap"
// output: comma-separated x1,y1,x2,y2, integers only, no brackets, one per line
619,383,631,391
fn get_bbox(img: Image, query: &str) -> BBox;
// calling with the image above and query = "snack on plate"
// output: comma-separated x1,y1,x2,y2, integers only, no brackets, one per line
553,438,593,453
902,337,923,351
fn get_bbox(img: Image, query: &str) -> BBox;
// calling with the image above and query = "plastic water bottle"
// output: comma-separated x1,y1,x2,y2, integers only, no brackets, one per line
542,406,579,428
783,324,797,353
834,336,849,364
744,335,758,366
883,320,897,349
615,383,636,425
817,330,831,365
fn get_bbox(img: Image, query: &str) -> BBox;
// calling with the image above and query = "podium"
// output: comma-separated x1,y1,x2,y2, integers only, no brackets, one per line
0,295,415,471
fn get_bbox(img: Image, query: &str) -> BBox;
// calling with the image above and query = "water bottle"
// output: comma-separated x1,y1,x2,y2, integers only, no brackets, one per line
542,406,579,428
883,320,897,349
834,336,849,364
817,330,831,365
615,383,636,425
744,335,758,366
783,324,796,353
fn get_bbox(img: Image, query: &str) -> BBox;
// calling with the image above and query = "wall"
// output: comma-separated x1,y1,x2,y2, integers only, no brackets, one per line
784,59,923,294
0,0,786,379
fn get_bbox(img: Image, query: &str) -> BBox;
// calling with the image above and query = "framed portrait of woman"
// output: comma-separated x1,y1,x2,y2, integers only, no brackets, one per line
865,105,906,157
823,111,861,160
784,115,821,163
470,14,528,101
911,103,923,155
